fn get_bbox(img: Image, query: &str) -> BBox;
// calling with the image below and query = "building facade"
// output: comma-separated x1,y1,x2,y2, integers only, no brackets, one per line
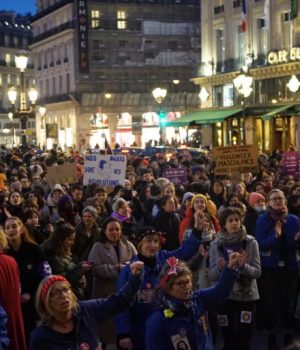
30,0,201,150
0,11,35,146
191,0,300,153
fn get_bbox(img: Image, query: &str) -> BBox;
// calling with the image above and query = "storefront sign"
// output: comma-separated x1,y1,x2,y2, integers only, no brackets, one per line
77,0,89,73
47,164,78,187
212,145,259,175
284,151,300,179
163,168,187,185
268,47,300,65
83,154,126,186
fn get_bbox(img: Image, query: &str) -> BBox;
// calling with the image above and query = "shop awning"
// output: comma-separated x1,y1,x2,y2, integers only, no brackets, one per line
261,104,295,121
166,108,243,127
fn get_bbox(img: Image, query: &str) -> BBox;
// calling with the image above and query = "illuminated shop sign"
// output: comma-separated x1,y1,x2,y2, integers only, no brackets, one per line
77,0,89,73
268,47,300,65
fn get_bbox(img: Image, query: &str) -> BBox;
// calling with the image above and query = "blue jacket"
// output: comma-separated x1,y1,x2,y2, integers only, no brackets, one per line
145,267,237,350
255,212,300,271
29,273,142,350
0,303,9,350
116,231,201,349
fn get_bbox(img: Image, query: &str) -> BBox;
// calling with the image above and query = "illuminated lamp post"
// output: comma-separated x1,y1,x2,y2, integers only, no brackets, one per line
233,69,253,144
152,87,167,145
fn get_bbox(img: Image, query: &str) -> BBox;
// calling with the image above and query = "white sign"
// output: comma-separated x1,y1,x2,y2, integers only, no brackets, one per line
83,154,127,186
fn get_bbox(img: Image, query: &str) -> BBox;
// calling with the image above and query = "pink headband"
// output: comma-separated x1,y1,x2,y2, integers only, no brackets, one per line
159,256,179,289
40,275,69,305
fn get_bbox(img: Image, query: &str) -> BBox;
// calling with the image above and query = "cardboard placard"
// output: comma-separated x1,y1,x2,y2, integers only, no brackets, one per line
47,163,78,187
212,145,259,175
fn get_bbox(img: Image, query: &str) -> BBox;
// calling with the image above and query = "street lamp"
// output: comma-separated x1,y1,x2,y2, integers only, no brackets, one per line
7,53,38,149
233,69,253,144
152,87,167,145
287,75,300,93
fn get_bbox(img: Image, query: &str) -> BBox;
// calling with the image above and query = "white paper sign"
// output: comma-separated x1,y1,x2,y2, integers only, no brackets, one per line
83,154,126,187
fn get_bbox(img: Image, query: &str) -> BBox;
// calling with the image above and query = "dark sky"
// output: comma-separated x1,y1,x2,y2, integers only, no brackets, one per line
1,0,36,15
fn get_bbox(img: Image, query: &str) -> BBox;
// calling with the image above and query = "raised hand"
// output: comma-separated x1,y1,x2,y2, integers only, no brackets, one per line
228,252,242,269
130,261,144,275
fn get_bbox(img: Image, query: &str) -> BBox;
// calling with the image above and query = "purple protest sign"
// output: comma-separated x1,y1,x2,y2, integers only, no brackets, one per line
284,152,300,179
163,168,187,185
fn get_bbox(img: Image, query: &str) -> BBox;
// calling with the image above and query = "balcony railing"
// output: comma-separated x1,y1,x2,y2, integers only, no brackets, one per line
32,20,75,44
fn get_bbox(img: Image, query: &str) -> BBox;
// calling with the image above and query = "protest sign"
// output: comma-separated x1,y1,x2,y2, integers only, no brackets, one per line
47,163,78,187
83,154,126,186
163,168,187,185
284,151,300,179
212,145,259,175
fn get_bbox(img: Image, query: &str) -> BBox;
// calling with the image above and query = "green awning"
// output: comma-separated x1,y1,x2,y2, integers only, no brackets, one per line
166,108,243,127
261,104,295,121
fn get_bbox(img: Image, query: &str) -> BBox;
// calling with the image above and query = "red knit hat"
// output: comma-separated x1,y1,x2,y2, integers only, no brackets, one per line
248,192,265,207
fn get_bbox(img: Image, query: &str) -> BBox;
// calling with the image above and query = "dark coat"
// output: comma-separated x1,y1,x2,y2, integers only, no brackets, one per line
151,210,181,250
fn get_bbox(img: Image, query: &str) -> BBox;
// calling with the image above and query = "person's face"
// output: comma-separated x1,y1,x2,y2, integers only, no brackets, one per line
184,197,193,208
117,203,131,217
127,174,136,185
193,197,206,212
124,182,132,190
264,177,273,187
234,184,245,196
105,221,121,244
292,186,300,195
252,198,266,209
28,193,38,204
225,213,241,235
62,233,75,251
32,176,41,185
26,213,39,227
52,190,63,204
4,218,22,242
268,191,286,210
150,161,159,169
139,234,160,257
72,189,83,201
48,281,72,315
20,178,31,189
143,173,152,183
10,192,22,205
213,182,223,195
286,180,295,188
163,185,175,197
229,196,239,206
255,185,265,194
243,173,252,184
163,197,176,213
168,274,192,301
95,191,107,203
82,212,95,227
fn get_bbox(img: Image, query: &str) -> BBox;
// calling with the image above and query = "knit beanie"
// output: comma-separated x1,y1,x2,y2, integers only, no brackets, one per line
191,193,207,207
248,192,265,207
82,206,98,219
112,198,127,213
181,192,194,205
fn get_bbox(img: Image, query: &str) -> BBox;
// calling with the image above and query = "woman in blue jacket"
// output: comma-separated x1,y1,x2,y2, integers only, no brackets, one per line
116,210,208,350
145,254,241,350
29,261,144,350
255,189,300,349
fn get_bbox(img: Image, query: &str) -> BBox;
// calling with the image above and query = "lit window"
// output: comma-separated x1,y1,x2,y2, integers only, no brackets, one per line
5,54,11,66
7,74,11,84
0,74,2,85
91,10,100,28
117,11,127,29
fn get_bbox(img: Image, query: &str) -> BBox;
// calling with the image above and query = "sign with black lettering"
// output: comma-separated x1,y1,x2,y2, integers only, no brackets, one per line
77,0,89,73
212,145,259,175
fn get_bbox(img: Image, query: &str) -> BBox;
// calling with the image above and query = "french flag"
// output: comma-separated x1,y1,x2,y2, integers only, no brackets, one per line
242,0,247,32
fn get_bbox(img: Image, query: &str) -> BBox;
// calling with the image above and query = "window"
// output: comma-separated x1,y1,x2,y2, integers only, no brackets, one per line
117,11,127,30
215,29,225,72
282,12,292,49
7,74,11,84
119,40,128,48
257,18,268,56
66,73,70,92
5,54,11,66
235,25,245,68
168,41,178,50
0,74,2,86
91,10,100,28
52,77,56,95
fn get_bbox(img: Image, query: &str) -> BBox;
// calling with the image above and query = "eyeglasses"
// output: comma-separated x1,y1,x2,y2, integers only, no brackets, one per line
269,197,285,202
50,287,71,298
173,280,192,288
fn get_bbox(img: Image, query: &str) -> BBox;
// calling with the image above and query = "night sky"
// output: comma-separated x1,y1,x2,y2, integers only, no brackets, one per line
1,0,36,15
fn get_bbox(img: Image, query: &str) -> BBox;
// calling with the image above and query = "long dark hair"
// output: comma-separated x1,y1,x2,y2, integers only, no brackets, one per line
99,217,122,243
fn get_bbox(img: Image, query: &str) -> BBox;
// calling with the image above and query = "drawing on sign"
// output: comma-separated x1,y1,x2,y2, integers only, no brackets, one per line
98,160,112,179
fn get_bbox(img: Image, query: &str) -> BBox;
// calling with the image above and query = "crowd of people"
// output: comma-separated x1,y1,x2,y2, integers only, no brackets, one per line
0,145,299,350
